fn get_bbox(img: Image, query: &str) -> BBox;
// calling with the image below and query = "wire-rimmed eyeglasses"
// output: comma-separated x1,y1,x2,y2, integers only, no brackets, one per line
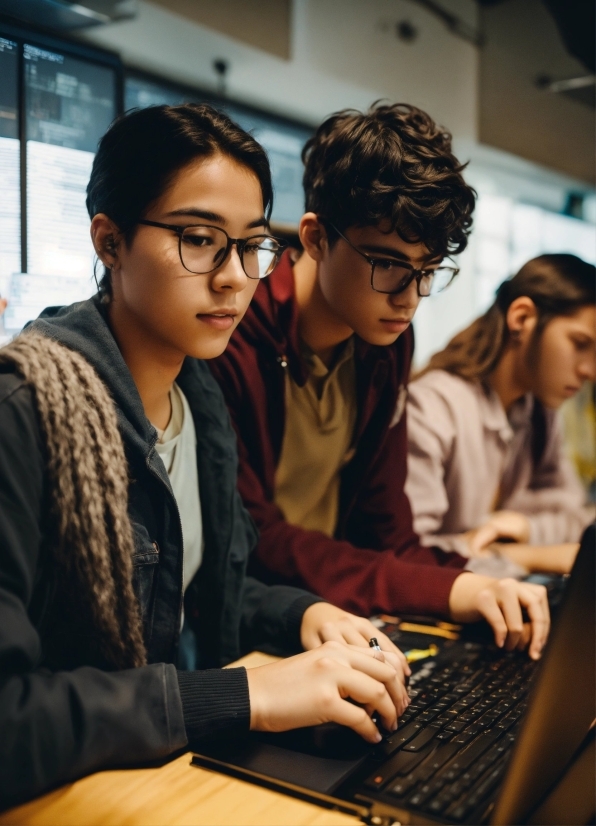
325,221,459,297
138,219,288,280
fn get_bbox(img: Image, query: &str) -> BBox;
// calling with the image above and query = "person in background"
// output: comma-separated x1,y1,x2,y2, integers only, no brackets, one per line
406,254,595,575
0,297,6,315
210,103,550,658
0,104,411,810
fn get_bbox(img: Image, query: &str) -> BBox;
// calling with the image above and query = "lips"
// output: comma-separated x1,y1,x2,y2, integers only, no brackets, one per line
196,309,238,330
379,317,412,333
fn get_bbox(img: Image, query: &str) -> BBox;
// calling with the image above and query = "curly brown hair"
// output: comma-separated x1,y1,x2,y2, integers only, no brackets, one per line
302,102,476,259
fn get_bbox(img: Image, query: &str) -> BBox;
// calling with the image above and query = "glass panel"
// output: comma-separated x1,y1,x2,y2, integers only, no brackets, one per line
124,73,312,227
5,43,117,333
0,36,20,333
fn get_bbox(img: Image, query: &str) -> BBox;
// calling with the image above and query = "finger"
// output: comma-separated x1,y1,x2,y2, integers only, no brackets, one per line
496,583,525,651
333,698,382,743
353,620,402,657
301,628,321,650
516,623,532,651
336,623,371,648
343,648,409,717
475,588,508,648
374,630,411,676
336,668,398,733
352,620,411,677
379,651,411,685
520,584,550,660
316,620,366,648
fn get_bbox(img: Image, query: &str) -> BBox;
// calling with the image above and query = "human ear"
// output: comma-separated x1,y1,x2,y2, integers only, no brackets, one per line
506,296,538,343
90,214,122,272
298,213,328,262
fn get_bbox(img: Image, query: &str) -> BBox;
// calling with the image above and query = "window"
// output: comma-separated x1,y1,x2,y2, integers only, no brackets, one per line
0,37,20,308
0,28,119,334
125,71,312,228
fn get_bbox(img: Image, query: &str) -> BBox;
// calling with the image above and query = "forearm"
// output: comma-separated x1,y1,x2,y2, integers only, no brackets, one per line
252,519,463,617
0,664,187,809
492,542,579,575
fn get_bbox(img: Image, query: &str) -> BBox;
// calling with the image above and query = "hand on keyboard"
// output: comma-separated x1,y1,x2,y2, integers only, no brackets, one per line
299,602,411,679
448,574,550,659
246,641,410,743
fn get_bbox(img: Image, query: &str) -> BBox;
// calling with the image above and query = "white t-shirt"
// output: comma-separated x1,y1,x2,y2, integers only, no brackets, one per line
154,383,204,594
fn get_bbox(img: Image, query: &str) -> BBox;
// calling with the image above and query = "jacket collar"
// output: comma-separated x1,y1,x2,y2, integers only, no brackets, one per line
478,381,533,442
28,298,159,457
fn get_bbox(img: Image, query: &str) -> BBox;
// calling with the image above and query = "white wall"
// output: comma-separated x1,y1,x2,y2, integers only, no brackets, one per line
79,0,479,140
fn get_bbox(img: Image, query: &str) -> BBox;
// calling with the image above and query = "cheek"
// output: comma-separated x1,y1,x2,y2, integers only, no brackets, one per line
236,278,260,317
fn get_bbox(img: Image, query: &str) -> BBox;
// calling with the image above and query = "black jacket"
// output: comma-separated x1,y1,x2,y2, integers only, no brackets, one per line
0,297,320,809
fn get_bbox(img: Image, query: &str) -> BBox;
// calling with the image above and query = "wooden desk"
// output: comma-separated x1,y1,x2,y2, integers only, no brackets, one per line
0,653,361,826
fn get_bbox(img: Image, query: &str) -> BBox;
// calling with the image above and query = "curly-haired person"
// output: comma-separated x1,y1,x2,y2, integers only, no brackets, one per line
209,102,550,658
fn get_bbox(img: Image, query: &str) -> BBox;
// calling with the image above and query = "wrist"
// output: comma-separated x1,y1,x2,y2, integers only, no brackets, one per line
448,572,492,623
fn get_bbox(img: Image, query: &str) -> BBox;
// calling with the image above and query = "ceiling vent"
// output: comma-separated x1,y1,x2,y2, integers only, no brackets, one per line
0,0,137,30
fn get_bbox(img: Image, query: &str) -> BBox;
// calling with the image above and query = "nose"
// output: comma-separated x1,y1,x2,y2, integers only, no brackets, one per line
210,244,248,293
389,278,421,311
578,351,596,382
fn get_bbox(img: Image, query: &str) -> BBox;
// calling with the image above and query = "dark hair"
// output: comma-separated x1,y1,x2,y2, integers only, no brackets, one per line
302,102,476,259
87,103,273,297
420,253,596,381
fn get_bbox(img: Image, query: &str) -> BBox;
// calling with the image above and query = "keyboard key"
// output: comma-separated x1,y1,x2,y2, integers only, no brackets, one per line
378,722,422,756
427,741,460,771
417,709,440,723
366,744,431,789
445,720,466,732
425,794,452,815
449,732,494,770
451,731,474,745
403,725,443,751
448,800,474,821
408,788,433,808
388,776,415,797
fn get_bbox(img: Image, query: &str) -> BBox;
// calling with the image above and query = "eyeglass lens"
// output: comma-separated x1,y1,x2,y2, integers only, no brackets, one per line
372,262,457,296
180,225,282,279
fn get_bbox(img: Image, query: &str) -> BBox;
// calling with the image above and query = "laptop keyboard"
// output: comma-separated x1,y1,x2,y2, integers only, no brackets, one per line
360,644,536,822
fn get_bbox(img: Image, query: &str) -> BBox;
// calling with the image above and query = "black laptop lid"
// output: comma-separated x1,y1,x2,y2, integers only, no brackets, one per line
491,524,595,825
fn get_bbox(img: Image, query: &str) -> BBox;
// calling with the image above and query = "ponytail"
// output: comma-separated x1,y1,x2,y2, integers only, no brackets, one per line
418,253,595,381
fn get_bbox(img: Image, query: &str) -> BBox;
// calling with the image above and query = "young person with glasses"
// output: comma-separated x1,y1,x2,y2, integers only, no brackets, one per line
209,103,550,659
0,104,411,809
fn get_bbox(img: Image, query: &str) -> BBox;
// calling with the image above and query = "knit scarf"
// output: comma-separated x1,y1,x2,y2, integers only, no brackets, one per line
0,332,146,669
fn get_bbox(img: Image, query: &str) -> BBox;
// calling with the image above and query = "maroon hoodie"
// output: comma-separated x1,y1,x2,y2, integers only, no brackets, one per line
210,251,466,617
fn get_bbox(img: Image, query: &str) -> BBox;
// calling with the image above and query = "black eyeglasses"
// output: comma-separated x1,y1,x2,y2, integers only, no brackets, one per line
326,221,459,297
137,219,287,280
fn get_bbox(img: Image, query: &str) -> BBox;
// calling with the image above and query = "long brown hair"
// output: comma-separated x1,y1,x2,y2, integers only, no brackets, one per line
418,253,595,382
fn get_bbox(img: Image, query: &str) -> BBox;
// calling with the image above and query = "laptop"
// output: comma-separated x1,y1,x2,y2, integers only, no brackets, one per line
192,525,595,825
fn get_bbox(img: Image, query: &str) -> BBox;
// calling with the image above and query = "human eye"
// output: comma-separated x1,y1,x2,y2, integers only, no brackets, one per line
571,336,592,352
182,227,216,247
374,258,406,272
245,236,278,255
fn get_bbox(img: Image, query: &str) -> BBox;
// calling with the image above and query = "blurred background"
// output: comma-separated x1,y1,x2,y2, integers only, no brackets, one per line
0,0,594,491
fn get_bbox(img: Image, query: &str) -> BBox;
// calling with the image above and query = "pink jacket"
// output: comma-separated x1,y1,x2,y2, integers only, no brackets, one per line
406,370,593,553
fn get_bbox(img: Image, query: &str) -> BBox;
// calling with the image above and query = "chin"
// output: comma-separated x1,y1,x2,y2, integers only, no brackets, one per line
358,329,402,347
183,333,233,361
538,394,564,410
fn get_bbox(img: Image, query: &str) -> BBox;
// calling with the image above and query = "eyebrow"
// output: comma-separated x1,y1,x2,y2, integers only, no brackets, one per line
359,243,442,267
165,208,267,230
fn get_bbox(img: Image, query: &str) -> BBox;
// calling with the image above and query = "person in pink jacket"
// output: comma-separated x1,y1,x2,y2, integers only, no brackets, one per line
406,254,595,575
